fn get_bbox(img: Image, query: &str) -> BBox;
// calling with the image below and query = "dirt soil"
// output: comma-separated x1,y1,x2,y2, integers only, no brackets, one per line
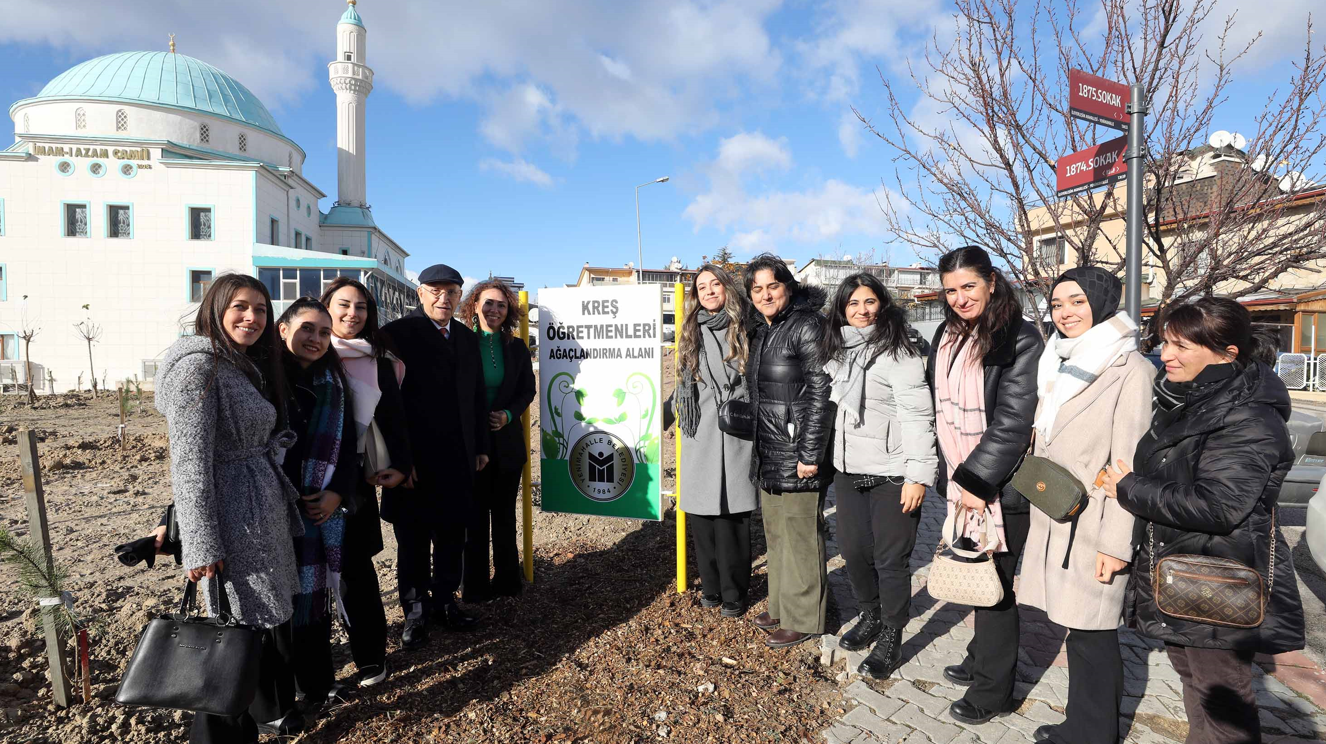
0,353,841,743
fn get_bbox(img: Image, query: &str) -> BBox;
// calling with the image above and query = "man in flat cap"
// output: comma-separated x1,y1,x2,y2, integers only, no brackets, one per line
381,263,489,645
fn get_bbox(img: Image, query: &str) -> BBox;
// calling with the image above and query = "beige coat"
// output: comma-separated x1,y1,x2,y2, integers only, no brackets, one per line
1019,351,1153,630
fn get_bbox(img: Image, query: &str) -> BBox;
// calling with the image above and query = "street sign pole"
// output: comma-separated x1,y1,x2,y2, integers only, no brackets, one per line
1124,83,1148,322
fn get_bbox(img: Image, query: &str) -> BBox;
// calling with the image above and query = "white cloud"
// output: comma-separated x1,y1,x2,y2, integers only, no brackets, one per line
684,131,890,253
479,157,556,188
795,0,946,101
0,0,783,154
838,110,861,158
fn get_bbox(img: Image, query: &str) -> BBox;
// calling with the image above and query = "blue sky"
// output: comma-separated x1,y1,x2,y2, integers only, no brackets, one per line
0,0,1316,293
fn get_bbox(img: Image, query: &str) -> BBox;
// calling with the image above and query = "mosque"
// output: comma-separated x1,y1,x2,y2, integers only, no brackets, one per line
0,0,414,392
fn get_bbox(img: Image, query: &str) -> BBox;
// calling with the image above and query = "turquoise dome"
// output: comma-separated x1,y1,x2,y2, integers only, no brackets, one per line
22,51,284,137
340,4,365,27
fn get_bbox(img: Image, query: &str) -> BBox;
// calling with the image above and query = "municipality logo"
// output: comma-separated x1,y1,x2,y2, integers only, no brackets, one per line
568,431,636,502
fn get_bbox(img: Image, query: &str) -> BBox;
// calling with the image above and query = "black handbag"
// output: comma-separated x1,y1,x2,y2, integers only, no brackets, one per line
703,327,754,440
116,572,263,716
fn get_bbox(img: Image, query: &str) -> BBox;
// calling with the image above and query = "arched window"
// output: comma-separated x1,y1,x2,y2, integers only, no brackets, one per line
238,133,247,152
199,122,210,144
344,52,352,61
115,109,128,132
23,114,29,133
288,152,293,168
74,108,86,130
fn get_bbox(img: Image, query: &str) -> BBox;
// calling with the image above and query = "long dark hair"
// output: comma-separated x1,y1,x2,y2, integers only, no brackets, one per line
1158,296,1277,368
679,263,750,380
936,245,1022,359
193,272,286,427
459,278,524,341
277,297,353,387
319,276,396,357
821,272,918,363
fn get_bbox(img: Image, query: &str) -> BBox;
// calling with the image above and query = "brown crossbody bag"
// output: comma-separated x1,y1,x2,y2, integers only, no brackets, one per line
1149,510,1274,629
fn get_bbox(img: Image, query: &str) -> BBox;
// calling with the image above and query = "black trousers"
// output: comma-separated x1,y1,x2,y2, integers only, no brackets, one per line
291,616,334,698
190,621,297,743
1166,644,1259,744
958,507,1030,712
1059,628,1124,744
690,512,752,604
834,474,921,630
340,547,387,670
463,463,524,597
395,503,468,620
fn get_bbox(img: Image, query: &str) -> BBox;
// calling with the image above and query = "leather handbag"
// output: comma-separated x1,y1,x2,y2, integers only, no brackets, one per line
116,572,263,716
716,399,754,440
363,418,392,475
1010,434,1093,521
1150,512,1275,629
926,505,1004,608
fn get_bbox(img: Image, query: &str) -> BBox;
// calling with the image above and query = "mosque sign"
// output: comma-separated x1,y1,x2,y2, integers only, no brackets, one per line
538,285,663,520
31,144,152,161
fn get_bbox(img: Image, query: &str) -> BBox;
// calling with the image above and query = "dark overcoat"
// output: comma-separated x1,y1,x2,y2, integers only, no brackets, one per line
487,336,537,469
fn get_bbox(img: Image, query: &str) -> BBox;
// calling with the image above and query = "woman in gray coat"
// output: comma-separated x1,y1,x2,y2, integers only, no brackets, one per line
156,273,305,742
1019,268,1151,744
668,263,759,617
822,273,937,680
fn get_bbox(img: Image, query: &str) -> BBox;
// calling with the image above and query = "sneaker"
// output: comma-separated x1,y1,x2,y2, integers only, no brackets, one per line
356,663,389,688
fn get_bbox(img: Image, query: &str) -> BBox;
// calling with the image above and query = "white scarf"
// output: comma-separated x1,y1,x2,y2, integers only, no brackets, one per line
1034,313,1138,439
329,336,405,452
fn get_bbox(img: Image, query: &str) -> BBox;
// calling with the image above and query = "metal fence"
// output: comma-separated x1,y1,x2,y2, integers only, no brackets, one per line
1275,353,1326,391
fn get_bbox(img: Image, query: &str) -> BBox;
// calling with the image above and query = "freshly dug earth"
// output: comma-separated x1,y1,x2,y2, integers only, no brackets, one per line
0,357,839,743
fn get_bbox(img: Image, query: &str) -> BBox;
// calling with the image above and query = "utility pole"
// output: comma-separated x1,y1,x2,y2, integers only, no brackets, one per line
1125,83,1148,322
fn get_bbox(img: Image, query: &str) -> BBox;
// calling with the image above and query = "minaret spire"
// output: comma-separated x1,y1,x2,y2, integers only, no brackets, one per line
329,1,372,208
169,34,175,54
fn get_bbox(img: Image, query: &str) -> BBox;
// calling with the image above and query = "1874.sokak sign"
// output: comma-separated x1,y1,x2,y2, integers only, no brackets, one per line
1056,135,1127,197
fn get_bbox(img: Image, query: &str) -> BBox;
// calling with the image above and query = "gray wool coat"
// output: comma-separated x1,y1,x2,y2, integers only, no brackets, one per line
678,326,758,516
156,335,303,629
1019,351,1153,631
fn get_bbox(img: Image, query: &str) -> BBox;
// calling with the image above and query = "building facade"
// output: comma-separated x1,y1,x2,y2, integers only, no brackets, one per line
0,0,414,391
572,259,699,339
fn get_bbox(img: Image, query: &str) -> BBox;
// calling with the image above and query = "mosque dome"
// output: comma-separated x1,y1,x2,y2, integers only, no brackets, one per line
15,51,284,137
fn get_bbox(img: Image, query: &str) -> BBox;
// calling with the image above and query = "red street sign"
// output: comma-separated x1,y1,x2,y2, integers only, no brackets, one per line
1056,136,1127,197
1069,69,1130,130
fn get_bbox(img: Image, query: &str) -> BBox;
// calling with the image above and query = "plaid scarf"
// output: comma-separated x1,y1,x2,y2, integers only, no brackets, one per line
935,331,1008,552
291,367,347,628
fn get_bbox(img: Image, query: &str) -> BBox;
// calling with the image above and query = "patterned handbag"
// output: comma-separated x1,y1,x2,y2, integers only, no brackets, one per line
1150,511,1274,629
927,505,1004,608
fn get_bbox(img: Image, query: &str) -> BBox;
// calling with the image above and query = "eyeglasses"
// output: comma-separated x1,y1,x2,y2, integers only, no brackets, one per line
420,285,462,300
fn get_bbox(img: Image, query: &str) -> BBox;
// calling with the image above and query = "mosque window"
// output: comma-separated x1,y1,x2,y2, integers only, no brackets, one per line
23,114,28,133
199,123,210,144
88,162,105,177
295,196,301,209
107,205,132,239
189,270,214,303
189,207,214,241
288,152,293,168
270,217,279,245
238,133,247,152
115,109,128,132
75,108,86,131
345,52,353,61
306,236,313,251
306,205,311,218
63,202,90,238
294,229,303,250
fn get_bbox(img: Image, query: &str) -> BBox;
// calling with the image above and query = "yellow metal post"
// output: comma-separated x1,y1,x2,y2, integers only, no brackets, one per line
520,290,535,584
674,281,687,593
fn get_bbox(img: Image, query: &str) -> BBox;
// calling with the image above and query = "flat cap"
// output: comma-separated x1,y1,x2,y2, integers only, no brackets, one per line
417,263,464,286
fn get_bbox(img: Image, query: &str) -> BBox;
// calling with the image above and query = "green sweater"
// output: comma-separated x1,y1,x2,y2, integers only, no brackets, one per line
478,330,511,424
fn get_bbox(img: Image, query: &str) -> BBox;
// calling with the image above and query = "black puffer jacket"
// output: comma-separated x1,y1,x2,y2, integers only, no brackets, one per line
748,285,833,492
1119,362,1305,653
926,317,1041,511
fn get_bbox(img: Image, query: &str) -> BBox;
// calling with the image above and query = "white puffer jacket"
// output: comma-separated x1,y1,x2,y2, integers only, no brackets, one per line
826,347,938,485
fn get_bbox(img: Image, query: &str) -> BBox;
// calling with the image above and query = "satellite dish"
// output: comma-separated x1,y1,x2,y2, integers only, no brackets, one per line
1232,133,1247,150
1209,130,1233,149
1280,172,1306,192
1250,154,1269,172
843,254,853,261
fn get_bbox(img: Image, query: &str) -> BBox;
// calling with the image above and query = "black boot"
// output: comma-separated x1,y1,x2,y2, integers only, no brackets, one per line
838,608,883,652
857,626,902,679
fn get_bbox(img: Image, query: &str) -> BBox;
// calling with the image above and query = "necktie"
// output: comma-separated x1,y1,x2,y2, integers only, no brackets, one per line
440,324,450,340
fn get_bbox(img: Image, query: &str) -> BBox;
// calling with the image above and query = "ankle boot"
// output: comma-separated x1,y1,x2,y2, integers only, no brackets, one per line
838,607,883,652
857,626,902,680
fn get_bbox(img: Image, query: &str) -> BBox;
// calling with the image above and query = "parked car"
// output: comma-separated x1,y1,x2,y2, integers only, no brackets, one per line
1280,420,1326,506
1307,473,1326,575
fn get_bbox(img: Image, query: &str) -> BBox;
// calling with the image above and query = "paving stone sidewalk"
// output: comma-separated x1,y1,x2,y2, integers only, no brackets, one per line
816,487,1326,743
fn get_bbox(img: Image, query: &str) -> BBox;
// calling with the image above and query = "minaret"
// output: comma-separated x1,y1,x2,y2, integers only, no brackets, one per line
329,0,373,208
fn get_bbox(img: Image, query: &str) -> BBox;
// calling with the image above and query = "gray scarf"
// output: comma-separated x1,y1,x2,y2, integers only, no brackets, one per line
828,325,880,427
676,310,733,438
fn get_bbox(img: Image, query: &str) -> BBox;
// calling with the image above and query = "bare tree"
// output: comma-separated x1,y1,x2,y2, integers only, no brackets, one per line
857,0,1326,316
72,305,102,398
17,296,40,405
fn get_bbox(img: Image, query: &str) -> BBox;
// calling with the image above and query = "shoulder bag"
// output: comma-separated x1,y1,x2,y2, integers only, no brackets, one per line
1150,511,1274,629
926,505,1004,608
703,327,754,440
1010,434,1093,522
116,571,263,716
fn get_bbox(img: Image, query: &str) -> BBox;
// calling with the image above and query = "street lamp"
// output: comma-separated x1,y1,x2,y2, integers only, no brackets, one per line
635,176,670,280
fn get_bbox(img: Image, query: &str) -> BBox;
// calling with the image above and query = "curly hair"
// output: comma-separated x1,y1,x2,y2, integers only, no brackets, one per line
459,278,524,340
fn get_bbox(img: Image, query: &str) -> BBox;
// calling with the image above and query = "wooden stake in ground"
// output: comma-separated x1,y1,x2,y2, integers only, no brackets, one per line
118,385,127,450
18,429,73,708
